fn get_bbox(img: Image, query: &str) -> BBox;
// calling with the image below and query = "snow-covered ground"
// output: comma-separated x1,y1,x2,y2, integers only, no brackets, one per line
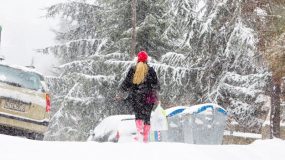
0,134,284,160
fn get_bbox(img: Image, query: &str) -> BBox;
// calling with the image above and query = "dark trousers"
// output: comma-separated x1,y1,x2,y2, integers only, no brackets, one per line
130,92,154,125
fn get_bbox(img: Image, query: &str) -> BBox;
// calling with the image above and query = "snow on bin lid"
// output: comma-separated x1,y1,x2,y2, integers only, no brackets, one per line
166,103,227,117
166,106,188,117
184,103,227,116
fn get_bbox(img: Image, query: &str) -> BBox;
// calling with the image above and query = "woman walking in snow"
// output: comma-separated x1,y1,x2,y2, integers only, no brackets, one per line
120,51,160,142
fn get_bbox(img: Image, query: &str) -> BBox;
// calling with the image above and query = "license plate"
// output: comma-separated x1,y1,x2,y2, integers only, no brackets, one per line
4,102,26,112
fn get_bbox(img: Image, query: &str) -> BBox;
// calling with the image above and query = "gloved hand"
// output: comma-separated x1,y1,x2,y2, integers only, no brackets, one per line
115,91,128,100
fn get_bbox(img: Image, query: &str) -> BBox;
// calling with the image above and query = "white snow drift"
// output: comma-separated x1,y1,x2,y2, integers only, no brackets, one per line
0,134,285,160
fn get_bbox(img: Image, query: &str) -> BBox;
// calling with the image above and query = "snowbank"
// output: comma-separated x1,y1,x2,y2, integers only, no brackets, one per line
0,134,284,160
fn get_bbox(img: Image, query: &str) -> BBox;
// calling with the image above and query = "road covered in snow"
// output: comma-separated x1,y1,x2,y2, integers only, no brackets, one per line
0,134,284,160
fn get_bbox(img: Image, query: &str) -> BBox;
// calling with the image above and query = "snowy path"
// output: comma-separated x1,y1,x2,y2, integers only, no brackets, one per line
0,134,284,160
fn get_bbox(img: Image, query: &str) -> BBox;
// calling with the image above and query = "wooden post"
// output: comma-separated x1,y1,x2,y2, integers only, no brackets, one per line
131,0,137,59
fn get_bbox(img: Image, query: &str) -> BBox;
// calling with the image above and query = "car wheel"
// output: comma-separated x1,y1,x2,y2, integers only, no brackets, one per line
27,132,44,141
34,133,44,141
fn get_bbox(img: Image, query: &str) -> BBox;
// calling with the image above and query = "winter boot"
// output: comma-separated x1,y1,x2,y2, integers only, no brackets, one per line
134,120,144,141
143,124,151,143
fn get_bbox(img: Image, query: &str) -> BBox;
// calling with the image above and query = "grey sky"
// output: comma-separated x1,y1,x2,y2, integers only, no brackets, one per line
0,0,63,75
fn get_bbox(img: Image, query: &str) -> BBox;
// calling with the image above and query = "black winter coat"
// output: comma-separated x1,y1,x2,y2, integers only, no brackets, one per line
121,65,160,105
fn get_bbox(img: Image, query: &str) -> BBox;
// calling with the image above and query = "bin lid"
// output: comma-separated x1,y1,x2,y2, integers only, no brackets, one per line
185,103,227,116
166,106,188,117
166,103,227,117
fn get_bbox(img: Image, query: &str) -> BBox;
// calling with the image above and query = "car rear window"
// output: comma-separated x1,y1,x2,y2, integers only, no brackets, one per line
0,65,44,91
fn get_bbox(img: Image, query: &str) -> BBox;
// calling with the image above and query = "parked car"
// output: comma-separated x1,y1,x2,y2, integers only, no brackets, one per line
0,63,50,140
88,115,136,142
87,115,137,142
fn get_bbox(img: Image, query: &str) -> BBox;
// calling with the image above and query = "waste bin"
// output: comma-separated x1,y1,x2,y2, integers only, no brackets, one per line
160,103,227,144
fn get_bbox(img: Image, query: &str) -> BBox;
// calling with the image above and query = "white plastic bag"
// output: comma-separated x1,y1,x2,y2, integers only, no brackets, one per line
150,102,168,131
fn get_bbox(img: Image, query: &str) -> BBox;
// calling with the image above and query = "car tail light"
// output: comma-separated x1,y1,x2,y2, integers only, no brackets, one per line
46,94,51,112
116,131,120,141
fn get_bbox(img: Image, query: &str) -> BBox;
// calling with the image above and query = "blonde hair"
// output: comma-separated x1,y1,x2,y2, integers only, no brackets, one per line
133,62,149,85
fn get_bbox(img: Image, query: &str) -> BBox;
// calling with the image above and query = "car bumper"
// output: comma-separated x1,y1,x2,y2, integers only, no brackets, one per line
0,112,49,134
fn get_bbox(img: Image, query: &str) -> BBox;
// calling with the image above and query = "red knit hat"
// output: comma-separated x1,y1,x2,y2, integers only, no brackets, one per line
137,51,148,62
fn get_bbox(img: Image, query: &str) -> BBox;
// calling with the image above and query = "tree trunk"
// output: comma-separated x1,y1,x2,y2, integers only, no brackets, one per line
0,25,2,47
270,77,281,138
131,0,137,59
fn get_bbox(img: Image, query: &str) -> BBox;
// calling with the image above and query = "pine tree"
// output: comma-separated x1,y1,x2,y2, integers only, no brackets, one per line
42,0,133,140
154,0,270,132
42,0,172,140
42,0,272,140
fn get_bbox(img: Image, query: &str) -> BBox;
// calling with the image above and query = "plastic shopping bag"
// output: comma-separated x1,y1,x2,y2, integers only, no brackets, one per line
150,102,168,131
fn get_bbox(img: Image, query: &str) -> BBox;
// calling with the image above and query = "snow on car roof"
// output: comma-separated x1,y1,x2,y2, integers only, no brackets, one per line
93,115,135,139
0,62,44,78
